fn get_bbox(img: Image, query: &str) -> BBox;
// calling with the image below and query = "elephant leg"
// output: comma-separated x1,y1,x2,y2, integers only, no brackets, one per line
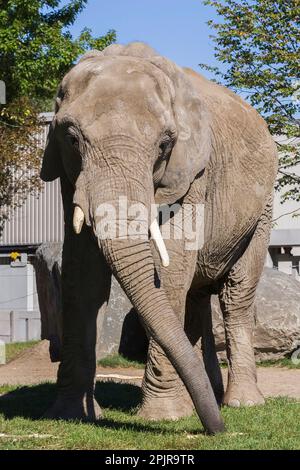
185,291,224,406
44,175,111,421
219,199,273,407
138,288,223,420
138,305,194,420
138,241,198,420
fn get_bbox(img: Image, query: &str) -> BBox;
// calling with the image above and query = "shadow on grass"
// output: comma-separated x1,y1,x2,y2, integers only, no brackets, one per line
0,383,55,420
0,381,141,420
95,381,141,411
0,382,202,434
0,381,199,435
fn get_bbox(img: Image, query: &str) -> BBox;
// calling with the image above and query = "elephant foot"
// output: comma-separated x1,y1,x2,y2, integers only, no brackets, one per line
43,393,102,422
223,382,265,408
138,389,194,421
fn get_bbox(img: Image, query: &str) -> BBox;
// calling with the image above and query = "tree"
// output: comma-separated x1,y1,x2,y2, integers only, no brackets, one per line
0,1,116,235
201,0,300,203
0,0,116,108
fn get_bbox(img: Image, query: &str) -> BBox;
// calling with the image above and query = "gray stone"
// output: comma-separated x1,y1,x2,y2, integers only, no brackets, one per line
96,276,148,361
212,267,300,361
34,243,62,361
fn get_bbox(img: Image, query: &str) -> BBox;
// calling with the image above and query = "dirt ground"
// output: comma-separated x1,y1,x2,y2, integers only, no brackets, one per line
0,341,299,400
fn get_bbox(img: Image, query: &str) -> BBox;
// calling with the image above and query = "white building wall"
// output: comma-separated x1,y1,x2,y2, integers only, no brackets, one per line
268,136,300,280
272,134,300,230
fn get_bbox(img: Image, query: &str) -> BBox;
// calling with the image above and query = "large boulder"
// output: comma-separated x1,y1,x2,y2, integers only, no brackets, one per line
96,276,148,361
34,243,62,362
34,244,300,362
212,267,300,361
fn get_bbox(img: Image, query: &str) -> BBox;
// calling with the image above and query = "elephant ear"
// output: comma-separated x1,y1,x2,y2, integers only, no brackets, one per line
41,48,105,183
40,117,63,182
149,57,211,205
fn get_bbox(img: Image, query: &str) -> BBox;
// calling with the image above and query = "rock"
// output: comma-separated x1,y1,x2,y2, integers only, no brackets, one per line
212,267,300,361
34,244,300,362
34,243,62,362
96,276,148,361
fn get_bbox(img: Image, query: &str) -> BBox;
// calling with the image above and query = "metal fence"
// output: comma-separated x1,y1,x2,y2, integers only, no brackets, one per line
0,113,64,246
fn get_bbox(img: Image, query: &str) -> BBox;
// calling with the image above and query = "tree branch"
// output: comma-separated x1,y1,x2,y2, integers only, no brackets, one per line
272,207,300,223
278,169,300,183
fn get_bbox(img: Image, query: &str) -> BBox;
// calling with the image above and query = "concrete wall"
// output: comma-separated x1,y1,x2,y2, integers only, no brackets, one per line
0,263,38,311
0,257,41,342
0,310,41,343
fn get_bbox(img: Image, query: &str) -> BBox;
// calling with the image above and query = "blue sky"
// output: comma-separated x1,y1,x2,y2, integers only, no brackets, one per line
68,0,221,78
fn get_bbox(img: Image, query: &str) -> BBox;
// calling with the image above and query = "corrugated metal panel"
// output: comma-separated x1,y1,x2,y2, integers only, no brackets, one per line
0,114,64,246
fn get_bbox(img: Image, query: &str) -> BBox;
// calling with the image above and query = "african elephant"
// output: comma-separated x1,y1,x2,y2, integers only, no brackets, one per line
40,42,277,434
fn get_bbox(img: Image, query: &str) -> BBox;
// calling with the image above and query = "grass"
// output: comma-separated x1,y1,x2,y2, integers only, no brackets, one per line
257,358,300,369
4,343,299,371
98,354,145,369
0,382,299,450
98,353,300,370
4,341,39,363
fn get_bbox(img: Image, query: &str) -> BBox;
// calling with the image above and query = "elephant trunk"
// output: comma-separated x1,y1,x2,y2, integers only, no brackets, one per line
99,234,224,434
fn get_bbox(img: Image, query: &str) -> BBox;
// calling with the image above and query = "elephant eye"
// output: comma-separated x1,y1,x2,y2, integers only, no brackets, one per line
159,141,168,154
159,135,173,157
67,134,79,150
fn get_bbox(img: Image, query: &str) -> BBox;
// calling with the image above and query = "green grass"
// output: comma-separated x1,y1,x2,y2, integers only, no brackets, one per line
0,382,299,449
98,354,145,369
97,353,300,370
257,358,300,369
4,341,39,363
0,384,15,395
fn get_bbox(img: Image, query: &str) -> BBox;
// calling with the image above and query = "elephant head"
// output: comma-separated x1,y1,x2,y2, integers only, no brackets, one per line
40,42,223,434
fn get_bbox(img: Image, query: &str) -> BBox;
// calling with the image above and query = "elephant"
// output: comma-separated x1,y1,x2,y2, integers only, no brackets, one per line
40,42,277,434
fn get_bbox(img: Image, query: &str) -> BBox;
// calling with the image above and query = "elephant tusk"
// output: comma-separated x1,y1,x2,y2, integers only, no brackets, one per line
150,218,170,268
73,205,85,234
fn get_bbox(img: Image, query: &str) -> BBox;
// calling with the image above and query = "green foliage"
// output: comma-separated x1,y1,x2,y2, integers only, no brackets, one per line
202,0,300,202
0,0,116,108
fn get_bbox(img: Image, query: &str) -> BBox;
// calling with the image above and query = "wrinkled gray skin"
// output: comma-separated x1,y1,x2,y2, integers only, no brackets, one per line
40,43,277,433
